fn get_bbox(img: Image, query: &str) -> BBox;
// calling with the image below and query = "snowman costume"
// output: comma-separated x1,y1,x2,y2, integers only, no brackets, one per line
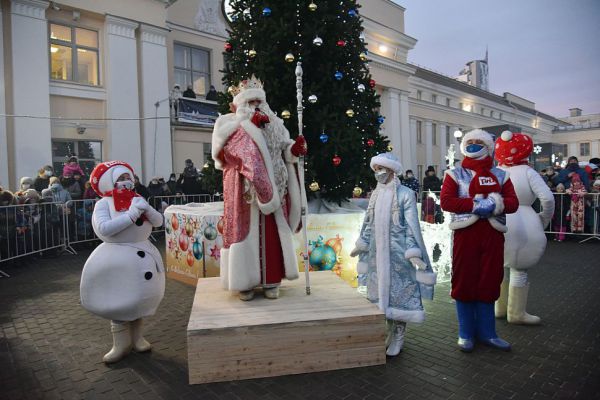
351,153,436,357
494,131,555,325
80,161,165,363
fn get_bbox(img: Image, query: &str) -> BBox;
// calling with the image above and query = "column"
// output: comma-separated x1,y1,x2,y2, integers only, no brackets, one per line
139,24,172,183
0,6,8,187
105,16,142,174
10,0,52,182
383,88,401,160
439,124,447,172
409,118,417,172
399,90,413,172
425,120,433,168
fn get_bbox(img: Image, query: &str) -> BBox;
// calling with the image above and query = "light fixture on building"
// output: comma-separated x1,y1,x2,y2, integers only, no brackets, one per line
453,129,463,139
76,125,86,135
50,46,59,53
378,44,388,53
73,10,80,21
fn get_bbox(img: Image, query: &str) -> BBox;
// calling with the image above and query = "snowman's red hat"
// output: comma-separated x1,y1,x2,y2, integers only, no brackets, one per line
494,130,533,166
90,161,135,196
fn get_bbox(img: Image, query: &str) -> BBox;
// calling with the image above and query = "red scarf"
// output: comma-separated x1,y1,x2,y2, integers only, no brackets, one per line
461,156,501,197
111,188,137,212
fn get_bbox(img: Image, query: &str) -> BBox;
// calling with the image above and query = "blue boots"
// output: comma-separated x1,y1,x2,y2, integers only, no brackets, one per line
455,300,511,352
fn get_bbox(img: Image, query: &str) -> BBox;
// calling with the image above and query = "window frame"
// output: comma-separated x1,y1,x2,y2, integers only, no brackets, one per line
432,123,437,146
580,142,590,157
416,121,422,144
446,97,451,107
173,42,212,97
48,22,100,86
446,125,450,145
416,90,422,100
431,94,437,104
51,139,103,177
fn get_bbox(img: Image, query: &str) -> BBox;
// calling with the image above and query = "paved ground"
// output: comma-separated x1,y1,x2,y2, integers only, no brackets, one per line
1,239,599,400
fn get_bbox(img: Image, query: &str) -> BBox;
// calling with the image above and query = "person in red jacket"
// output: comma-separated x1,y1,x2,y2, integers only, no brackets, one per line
440,129,519,352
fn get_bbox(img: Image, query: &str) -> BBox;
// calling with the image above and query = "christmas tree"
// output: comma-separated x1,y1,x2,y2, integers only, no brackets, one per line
218,0,389,203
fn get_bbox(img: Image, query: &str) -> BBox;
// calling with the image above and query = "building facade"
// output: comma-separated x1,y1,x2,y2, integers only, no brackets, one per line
0,0,598,190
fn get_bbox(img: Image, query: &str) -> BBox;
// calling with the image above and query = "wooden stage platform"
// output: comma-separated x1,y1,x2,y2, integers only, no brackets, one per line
187,271,386,384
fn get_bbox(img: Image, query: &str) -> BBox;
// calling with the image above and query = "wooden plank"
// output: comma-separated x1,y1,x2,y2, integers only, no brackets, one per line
187,271,386,384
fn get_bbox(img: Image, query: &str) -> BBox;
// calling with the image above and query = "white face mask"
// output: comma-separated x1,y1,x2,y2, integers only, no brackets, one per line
22,183,31,190
375,169,392,184
44,170,53,177
115,180,134,190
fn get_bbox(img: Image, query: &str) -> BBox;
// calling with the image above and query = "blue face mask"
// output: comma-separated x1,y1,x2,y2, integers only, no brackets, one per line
466,144,484,153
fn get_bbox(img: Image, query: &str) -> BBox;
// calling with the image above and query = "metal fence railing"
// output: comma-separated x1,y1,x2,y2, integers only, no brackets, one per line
64,199,100,252
0,202,69,268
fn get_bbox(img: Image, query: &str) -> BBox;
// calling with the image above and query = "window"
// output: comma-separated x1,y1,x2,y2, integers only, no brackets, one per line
174,43,211,96
50,23,99,85
432,123,437,146
459,102,463,110
432,94,437,104
446,125,450,145
52,140,102,176
490,110,495,118
416,90,422,100
203,142,212,164
480,107,485,115
446,98,451,107
416,121,422,144
580,142,590,156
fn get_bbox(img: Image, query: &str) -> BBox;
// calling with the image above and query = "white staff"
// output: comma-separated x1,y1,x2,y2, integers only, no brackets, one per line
295,62,311,295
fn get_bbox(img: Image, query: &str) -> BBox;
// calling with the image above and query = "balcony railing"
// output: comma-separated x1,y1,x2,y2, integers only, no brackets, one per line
171,97,219,127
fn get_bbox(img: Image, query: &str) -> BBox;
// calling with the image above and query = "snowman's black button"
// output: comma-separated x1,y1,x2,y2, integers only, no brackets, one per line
137,251,145,258
145,272,153,280
135,218,144,226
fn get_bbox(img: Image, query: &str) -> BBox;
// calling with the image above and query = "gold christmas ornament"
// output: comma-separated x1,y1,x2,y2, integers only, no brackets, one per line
281,110,291,119
345,109,355,117
248,49,257,58
387,144,394,151
308,2,318,11
353,186,363,197
309,181,320,191
285,53,295,63
359,52,367,61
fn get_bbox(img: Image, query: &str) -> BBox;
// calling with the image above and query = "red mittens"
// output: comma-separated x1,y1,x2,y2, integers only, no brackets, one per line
251,109,270,128
291,135,308,157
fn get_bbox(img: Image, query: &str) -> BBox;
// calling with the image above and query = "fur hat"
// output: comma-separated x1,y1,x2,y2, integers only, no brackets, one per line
460,129,495,157
0,189,15,206
89,161,135,197
20,176,34,187
494,130,533,166
370,152,403,174
593,179,600,187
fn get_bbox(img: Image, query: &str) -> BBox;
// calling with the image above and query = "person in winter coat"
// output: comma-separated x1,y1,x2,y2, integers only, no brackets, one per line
180,159,200,195
34,165,54,193
166,173,179,195
83,181,99,200
19,177,34,192
133,175,149,199
421,166,442,223
65,174,84,200
41,177,72,204
62,156,85,178
567,174,587,233
401,169,420,198
351,153,436,357
557,156,590,190
146,177,165,211
440,129,519,352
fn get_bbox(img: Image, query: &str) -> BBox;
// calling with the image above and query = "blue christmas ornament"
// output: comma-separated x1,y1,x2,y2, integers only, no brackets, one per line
348,9,357,17
334,71,343,80
192,242,203,260
262,7,271,16
320,133,329,143
377,116,385,124
308,236,337,270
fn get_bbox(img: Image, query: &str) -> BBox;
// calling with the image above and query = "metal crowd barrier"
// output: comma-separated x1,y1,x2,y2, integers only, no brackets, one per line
64,199,100,253
545,192,600,243
0,201,69,270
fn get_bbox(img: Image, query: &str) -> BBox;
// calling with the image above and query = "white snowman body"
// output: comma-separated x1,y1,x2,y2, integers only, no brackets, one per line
500,165,554,270
80,196,165,321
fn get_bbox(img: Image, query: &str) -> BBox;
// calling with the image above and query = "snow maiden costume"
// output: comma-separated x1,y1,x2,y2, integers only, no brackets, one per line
494,131,554,325
440,129,519,352
80,161,165,363
211,75,307,300
351,153,436,356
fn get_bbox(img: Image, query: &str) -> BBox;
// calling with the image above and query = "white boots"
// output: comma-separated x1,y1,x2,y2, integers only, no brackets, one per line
507,285,541,325
103,319,152,364
495,279,509,318
386,320,406,356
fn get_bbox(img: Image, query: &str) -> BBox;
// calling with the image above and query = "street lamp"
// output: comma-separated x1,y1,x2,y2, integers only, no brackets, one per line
453,129,463,141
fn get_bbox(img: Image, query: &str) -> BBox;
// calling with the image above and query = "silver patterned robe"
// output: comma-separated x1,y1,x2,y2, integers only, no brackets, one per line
355,178,436,323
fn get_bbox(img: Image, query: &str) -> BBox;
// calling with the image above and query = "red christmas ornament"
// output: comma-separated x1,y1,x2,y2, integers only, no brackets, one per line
186,250,195,267
336,40,346,47
369,79,376,88
332,155,342,166
224,42,233,52
367,139,375,147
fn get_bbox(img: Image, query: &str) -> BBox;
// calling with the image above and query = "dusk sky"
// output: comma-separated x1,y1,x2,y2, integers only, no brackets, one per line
394,0,600,118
